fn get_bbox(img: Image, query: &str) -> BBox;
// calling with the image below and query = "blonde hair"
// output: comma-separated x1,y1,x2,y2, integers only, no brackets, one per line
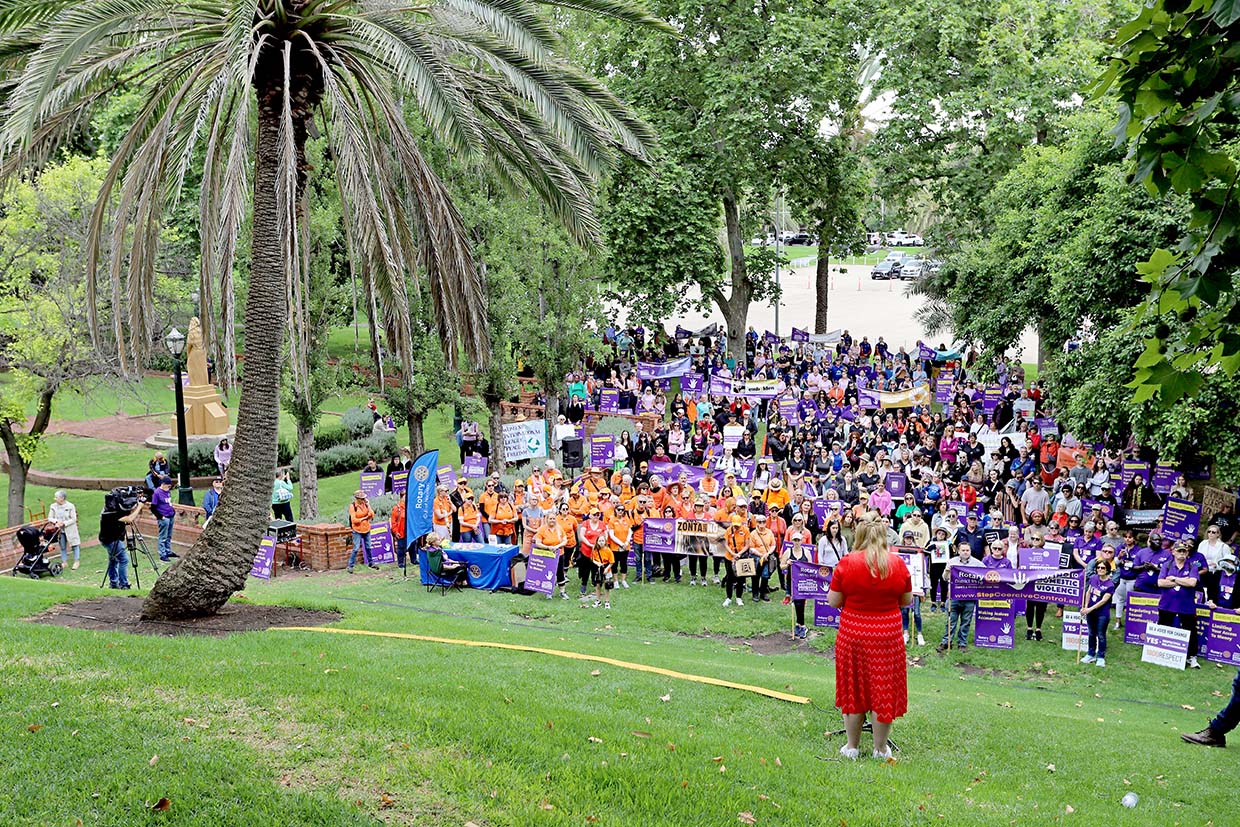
854,517,891,578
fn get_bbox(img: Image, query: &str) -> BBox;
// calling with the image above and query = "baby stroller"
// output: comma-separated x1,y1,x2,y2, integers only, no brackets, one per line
11,524,63,579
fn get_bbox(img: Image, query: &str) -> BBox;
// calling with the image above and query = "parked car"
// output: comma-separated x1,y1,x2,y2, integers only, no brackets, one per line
898,258,926,280
787,232,815,246
886,229,924,246
871,259,900,280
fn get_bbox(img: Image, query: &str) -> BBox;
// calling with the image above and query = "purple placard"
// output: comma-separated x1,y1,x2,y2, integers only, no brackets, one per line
681,374,705,396
1018,546,1058,570
709,375,733,396
1152,463,1179,496
918,343,937,361
1122,460,1151,488
790,558,832,600
812,600,841,628
526,547,559,595
636,357,691,381
250,535,276,580
935,382,953,405
1124,593,1163,645
982,386,1002,414
462,455,488,479
436,465,458,488
1200,608,1240,666
589,434,615,468
647,461,718,491
735,459,756,484
811,498,843,524
1034,417,1058,437
948,566,1084,606
885,472,907,498
367,521,395,564
599,388,620,413
857,387,881,409
973,600,1017,649
777,397,800,425
1162,497,1202,541
946,500,969,523
1142,622,1191,669
643,518,677,554
390,470,409,495
360,471,385,498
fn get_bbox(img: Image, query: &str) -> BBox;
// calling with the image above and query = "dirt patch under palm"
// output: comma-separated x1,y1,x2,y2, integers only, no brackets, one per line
28,596,340,637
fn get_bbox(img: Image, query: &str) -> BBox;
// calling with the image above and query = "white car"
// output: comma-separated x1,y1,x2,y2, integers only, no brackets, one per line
886,229,924,246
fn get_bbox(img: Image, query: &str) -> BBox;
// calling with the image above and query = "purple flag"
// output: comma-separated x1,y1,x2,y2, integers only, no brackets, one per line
857,387,881,409
918,343,937,361
462,455,488,479
973,600,1017,649
791,327,809,343
949,566,1084,606
763,330,780,345
250,535,276,580
525,547,559,595
790,558,832,600
1162,497,1202,541
367,521,395,565
359,471,385,498
643,518,677,554
637,357,691,380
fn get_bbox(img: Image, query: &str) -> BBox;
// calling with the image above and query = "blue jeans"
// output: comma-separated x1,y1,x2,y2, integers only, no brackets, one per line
157,516,174,560
633,542,652,581
902,596,923,634
459,528,485,544
105,540,129,588
394,535,408,568
941,600,975,646
349,531,370,568
1086,610,1110,658
1210,668,1240,734
58,533,79,563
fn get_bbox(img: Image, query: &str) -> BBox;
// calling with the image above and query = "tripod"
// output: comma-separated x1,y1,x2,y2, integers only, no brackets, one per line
100,526,161,589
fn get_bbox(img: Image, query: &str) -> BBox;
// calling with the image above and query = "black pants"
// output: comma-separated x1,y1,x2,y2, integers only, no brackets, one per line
272,502,294,522
558,545,576,587
929,562,947,603
578,556,594,594
713,555,723,576
1159,610,1200,658
794,598,807,626
1025,600,1047,630
662,554,681,582
725,560,745,598
777,565,789,594
615,549,628,575
689,554,708,578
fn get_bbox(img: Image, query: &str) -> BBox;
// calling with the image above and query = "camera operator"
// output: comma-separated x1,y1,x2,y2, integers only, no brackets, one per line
99,493,145,590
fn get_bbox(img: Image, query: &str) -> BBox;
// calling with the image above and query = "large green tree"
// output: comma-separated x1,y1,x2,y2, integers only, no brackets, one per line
593,0,860,356
0,0,664,619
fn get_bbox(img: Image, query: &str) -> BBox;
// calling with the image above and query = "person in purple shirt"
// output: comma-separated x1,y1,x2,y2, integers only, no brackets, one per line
1158,542,1202,669
1132,532,1172,594
1081,560,1117,667
983,539,1014,569
150,476,178,562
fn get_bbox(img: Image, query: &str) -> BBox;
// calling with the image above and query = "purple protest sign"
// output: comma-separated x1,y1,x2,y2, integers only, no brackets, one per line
777,397,800,425
948,566,1084,606
857,387,881,409
1018,546,1058,570
525,546,559,595
1141,622,1191,669
647,461,718,491
250,535,276,580
1162,497,1202,541
436,465,458,488
681,374,705,396
790,559,833,600
389,470,409,495
946,500,969,523
1034,417,1059,437
1122,460,1151,488
643,518,677,555
813,600,841,628
791,327,809,343
589,434,615,468
1123,593,1163,645
935,382,953,405
1152,463,1179,495
735,459,756,484
763,330,780,345
462,455,488,479
359,471,385,498
982,386,1002,415
885,472,907,498
811,498,843,525
367,521,395,565
637,357,691,381
973,600,1017,649
918,343,937,361
1200,608,1240,666
599,388,620,413
709,375,733,396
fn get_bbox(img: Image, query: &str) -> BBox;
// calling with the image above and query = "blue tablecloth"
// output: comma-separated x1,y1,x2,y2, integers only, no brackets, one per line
419,543,520,590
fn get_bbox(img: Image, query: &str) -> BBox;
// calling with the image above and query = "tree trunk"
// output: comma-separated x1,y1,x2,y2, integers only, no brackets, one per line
296,419,318,521
815,223,830,333
143,62,307,620
361,266,383,387
408,407,426,457
486,393,506,475
718,193,750,362
2,431,26,527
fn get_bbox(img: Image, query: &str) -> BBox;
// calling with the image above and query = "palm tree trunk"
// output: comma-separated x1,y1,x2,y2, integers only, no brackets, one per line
296,420,318,521
815,231,830,333
143,69,296,620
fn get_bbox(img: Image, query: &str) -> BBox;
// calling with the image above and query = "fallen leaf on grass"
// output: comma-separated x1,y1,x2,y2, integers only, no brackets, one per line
1181,704,1196,711
719,764,727,774
738,813,756,825
1045,764,1055,773
774,757,782,767
546,721,554,730
379,793,395,810
758,794,769,801
1123,779,1131,786
26,724,42,733
150,798,171,812
586,817,599,824
465,822,481,827
631,731,652,738
149,755,159,767
588,736,603,744
51,702,59,709
666,742,676,751
1065,805,1075,814
660,694,671,702
540,800,554,811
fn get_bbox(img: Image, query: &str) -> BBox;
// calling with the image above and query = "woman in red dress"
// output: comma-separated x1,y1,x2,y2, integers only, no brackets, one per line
828,518,913,759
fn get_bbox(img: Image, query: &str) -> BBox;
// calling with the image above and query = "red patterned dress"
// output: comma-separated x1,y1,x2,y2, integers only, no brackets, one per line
830,551,912,723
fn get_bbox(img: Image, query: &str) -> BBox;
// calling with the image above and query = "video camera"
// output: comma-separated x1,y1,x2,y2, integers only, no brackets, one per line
104,485,145,514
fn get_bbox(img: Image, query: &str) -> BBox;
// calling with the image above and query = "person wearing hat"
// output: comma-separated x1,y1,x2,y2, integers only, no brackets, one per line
748,513,778,601
722,511,751,607
432,484,454,540
584,467,608,496
457,489,484,544
347,490,377,573
764,476,790,511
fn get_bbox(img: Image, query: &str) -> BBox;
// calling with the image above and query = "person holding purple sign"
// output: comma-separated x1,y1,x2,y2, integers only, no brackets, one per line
1080,559,1116,667
1158,542,1203,669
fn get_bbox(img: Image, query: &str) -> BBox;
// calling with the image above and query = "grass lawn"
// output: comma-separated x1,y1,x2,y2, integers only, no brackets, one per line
3,561,1234,826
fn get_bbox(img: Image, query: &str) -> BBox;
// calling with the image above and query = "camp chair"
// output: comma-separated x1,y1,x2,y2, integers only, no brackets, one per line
425,546,467,595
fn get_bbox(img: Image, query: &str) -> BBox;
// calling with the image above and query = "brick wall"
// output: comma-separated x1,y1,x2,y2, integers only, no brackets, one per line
299,523,352,570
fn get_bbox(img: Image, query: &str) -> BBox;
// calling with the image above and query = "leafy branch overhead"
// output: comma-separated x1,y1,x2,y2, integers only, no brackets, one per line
1099,0,1240,403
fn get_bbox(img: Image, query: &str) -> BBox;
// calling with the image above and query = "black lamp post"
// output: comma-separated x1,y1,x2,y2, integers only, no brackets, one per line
166,327,195,506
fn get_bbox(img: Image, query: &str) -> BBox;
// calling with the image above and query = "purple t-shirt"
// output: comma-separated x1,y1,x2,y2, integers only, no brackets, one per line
983,555,1014,569
1085,574,1117,614
151,486,175,518
1157,558,1200,615
1133,547,1172,593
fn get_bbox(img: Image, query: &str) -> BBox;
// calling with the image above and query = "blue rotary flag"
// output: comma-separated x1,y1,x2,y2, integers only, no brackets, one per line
406,449,438,540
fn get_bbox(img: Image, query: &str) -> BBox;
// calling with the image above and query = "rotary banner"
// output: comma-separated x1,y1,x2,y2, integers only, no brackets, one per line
948,566,1084,606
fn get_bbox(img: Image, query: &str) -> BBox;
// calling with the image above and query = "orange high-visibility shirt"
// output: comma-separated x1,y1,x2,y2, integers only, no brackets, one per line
490,501,518,535
432,495,453,527
724,525,750,560
479,490,500,521
535,522,566,549
458,501,481,530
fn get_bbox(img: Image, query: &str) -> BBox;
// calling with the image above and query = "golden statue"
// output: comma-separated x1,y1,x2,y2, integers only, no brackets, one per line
171,317,229,438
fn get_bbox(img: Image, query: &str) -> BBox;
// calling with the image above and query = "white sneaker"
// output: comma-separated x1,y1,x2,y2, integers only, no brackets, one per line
903,631,910,644
546,593,553,599
702,579,709,587
713,576,721,585
736,598,744,607
917,633,926,646
839,744,859,761
561,591,570,600
1081,655,1096,664
1190,657,1201,669
723,598,732,607
1111,621,1121,631
604,601,611,609
689,578,697,586
873,747,893,760
591,600,600,608
621,581,629,589
1096,658,1106,668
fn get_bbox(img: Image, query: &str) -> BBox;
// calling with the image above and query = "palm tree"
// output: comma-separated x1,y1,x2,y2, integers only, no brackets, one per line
0,0,664,619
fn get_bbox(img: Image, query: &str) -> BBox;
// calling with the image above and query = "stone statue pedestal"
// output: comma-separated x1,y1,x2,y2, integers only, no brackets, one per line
172,384,229,437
